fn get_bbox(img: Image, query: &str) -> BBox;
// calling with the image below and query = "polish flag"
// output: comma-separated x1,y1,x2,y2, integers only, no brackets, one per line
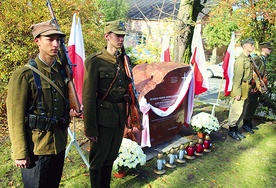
68,13,85,104
160,35,171,62
184,71,195,126
190,24,209,95
222,32,235,96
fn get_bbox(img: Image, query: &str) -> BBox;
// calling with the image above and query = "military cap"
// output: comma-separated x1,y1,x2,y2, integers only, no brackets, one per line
104,20,127,35
31,20,66,39
260,42,274,49
240,38,254,46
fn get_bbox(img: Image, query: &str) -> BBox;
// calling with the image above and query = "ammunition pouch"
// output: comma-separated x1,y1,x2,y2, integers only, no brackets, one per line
26,114,69,131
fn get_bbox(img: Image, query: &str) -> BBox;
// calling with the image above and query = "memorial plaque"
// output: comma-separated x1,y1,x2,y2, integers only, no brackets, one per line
133,62,191,147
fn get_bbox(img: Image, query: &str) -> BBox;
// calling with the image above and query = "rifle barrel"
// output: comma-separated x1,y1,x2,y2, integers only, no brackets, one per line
46,0,81,112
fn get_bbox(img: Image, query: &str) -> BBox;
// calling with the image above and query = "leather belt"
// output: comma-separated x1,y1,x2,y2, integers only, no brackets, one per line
26,114,69,131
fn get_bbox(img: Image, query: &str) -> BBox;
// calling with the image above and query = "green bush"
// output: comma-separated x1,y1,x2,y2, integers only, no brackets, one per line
0,0,106,119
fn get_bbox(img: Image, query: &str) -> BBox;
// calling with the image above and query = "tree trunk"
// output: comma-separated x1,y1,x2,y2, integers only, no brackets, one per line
173,0,206,63
210,47,217,64
173,0,193,63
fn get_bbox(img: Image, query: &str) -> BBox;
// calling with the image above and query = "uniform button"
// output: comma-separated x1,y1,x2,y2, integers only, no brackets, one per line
119,80,122,82
54,98,58,102
119,86,122,89
119,93,122,95
54,107,58,110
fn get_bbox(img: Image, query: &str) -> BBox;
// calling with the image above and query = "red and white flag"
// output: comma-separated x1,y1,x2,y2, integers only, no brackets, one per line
190,24,209,95
160,35,171,62
184,71,195,126
222,32,235,96
68,13,85,104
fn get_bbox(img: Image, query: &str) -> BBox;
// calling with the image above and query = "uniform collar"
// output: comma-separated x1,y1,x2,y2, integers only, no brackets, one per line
101,48,118,64
261,55,267,64
240,53,248,59
35,55,59,73
261,55,267,60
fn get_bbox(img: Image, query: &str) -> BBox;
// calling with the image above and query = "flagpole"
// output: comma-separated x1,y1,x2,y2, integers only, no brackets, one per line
211,76,224,116
66,118,90,168
66,13,89,168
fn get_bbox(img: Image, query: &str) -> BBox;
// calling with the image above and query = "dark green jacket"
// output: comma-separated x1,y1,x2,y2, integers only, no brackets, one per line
254,55,267,77
249,55,265,91
83,48,130,138
6,56,68,160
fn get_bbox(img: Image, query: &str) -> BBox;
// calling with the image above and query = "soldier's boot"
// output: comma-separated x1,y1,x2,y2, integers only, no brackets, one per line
228,126,240,141
90,168,101,188
99,165,112,188
248,119,259,130
235,125,246,139
242,119,254,133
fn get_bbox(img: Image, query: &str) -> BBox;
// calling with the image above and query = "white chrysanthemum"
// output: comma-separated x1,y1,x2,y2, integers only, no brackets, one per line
190,112,220,133
113,138,147,171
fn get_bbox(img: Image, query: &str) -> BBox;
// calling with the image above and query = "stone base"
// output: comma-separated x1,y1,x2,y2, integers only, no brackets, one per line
195,152,204,156
176,158,186,164
165,163,176,168
204,148,211,152
185,154,195,160
153,168,166,175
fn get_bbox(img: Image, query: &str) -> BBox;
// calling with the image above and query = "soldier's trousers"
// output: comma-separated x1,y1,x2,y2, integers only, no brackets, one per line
89,125,124,187
242,91,261,121
21,150,65,188
228,98,245,127
89,126,124,169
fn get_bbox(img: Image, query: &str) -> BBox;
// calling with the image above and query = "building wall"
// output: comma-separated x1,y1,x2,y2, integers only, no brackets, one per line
124,19,175,48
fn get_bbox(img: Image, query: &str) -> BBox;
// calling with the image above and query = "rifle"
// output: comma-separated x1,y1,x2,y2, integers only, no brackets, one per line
121,46,143,130
249,55,268,93
46,0,81,112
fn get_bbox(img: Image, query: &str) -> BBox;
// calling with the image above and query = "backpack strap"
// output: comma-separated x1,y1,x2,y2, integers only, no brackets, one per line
28,59,45,115
26,60,66,100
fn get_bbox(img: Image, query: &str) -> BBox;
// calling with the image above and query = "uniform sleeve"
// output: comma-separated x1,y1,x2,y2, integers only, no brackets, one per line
82,56,99,137
231,57,244,97
6,69,29,159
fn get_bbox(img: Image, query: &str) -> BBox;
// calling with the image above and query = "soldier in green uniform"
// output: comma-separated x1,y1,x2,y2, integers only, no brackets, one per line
6,20,81,188
242,42,273,130
227,38,255,141
82,20,130,187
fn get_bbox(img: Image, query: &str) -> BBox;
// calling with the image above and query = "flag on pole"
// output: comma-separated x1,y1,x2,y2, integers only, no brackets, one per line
222,32,235,96
160,35,171,62
190,24,209,95
184,71,195,126
68,13,85,104
66,14,88,167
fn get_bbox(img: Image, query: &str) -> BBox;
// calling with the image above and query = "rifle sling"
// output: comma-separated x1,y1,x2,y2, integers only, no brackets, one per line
25,64,66,100
101,66,120,101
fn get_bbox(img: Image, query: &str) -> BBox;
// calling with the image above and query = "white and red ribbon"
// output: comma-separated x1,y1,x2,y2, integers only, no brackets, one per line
139,70,193,147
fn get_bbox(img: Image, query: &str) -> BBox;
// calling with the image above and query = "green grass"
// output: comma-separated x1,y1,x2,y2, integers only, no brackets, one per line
1,104,276,188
